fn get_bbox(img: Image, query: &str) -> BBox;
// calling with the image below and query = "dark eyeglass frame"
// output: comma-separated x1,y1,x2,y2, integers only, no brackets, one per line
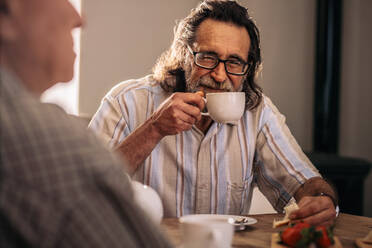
188,47,250,76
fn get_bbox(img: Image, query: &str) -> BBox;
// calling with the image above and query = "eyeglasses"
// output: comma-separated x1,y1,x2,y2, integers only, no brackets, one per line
188,47,250,76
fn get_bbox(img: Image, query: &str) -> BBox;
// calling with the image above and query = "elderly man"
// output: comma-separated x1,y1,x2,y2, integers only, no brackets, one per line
89,0,338,226
0,0,171,247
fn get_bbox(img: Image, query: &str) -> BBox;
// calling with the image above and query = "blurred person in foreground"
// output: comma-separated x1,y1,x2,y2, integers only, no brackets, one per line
89,0,338,226
0,0,171,247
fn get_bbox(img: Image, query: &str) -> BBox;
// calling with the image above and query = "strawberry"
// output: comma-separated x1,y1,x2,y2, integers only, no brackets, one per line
279,222,335,247
280,222,320,247
293,222,311,230
316,226,334,248
280,226,302,247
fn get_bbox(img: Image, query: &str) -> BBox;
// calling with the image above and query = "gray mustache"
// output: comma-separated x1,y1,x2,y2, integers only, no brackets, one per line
198,76,234,91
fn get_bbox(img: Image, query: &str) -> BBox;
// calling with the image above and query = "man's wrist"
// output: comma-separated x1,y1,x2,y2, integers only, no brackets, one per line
294,177,339,217
316,192,340,217
148,117,166,140
315,192,338,208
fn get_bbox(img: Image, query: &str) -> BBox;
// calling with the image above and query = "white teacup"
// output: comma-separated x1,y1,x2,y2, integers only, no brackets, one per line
132,181,163,224
179,215,234,248
202,92,245,124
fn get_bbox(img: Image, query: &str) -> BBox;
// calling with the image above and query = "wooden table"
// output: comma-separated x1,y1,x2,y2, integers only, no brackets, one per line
161,213,372,248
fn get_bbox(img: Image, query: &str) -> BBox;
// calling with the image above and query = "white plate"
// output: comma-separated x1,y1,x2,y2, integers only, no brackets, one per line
179,214,257,230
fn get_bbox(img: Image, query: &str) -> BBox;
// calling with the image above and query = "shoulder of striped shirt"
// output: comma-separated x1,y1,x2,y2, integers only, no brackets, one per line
261,95,281,114
107,75,159,99
253,94,275,130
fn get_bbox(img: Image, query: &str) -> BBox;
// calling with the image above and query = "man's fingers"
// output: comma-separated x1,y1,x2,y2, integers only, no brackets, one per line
296,196,313,208
161,114,193,134
291,205,323,220
170,92,205,120
175,109,197,125
152,92,207,136
172,92,205,111
180,102,202,122
291,196,333,219
292,207,336,227
290,196,336,226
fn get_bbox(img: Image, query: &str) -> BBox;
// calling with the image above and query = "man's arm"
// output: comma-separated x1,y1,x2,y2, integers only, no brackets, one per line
290,177,338,226
116,92,204,173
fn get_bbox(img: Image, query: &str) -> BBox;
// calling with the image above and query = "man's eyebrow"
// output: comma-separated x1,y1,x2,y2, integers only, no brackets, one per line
198,50,218,56
228,54,247,63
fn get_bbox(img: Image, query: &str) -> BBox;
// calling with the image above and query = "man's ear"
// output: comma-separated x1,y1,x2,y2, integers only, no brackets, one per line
0,0,22,42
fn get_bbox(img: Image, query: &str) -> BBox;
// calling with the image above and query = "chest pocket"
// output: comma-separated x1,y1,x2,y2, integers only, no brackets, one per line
226,175,253,215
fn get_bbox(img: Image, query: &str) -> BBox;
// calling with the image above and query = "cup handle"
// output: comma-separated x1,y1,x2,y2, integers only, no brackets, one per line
201,97,209,116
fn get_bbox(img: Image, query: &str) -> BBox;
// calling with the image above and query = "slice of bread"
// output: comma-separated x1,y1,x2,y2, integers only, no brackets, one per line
273,201,299,228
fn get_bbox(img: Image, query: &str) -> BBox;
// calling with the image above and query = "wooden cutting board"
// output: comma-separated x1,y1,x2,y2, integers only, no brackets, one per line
355,238,372,248
271,233,342,248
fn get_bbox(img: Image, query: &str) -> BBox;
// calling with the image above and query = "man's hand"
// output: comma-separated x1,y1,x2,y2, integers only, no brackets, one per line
116,91,205,173
289,196,337,227
150,92,205,137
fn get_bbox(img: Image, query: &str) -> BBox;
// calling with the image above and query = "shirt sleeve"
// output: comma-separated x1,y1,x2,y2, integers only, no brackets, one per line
253,97,320,212
89,94,129,149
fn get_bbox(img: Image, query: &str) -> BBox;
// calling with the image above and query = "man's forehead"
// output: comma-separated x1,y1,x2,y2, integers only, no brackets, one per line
193,19,250,59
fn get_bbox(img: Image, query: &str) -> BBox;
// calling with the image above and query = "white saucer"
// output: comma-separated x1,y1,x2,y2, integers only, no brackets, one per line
179,214,257,231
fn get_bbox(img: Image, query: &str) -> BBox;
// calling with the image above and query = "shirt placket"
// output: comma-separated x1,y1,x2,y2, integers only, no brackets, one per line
194,124,219,214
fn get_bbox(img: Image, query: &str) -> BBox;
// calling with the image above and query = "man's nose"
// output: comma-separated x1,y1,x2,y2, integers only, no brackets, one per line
210,62,228,84
69,1,83,29
73,10,83,29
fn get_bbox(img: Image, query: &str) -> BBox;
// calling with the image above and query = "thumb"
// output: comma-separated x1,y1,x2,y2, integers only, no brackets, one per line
195,90,205,97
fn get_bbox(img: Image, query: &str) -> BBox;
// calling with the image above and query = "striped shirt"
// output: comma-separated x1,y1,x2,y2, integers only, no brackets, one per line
89,75,320,217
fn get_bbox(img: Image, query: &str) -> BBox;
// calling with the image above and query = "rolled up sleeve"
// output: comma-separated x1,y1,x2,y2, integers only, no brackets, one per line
253,97,320,212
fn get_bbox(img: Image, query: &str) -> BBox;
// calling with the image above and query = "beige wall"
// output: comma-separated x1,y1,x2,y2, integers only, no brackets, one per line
243,0,316,151
79,0,199,115
79,0,372,216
